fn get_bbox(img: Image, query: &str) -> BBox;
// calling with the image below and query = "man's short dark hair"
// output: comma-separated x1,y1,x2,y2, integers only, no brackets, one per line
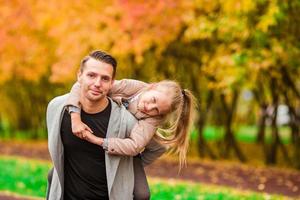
80,50,117,78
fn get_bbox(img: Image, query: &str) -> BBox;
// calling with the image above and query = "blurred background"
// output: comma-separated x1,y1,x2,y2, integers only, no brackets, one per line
0,0,300,199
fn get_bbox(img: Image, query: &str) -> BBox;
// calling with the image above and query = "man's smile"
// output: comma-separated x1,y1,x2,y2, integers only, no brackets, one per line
90,89,102,95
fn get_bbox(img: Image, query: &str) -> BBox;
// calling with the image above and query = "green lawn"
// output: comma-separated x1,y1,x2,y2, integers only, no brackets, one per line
0,156,292,200
0,125,291,145
0,156,50,197
149,179,291,200
190,125,291,144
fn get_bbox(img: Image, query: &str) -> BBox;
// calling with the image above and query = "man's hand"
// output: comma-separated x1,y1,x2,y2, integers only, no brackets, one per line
70,112,93,137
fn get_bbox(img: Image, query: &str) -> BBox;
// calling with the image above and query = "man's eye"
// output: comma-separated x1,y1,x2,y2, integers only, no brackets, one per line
88,74,95,78
102,77,110,81
152,97,156,103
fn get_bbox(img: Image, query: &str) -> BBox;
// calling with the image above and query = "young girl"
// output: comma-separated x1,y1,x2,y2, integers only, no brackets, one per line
67,79,196,199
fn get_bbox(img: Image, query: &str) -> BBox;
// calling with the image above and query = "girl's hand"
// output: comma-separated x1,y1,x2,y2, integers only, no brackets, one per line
70,112,93,137
81,131,104,146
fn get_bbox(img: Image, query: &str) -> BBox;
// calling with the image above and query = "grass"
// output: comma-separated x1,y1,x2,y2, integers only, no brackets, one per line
149,179,292,200
190,125,291,144
0,156,294,200
0,124,291,144
0,156,50,197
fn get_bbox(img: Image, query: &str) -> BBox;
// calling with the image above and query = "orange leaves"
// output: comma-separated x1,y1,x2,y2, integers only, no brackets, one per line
105,0,188,61
0,0,47,83
0,0,109,83
0,0,297,86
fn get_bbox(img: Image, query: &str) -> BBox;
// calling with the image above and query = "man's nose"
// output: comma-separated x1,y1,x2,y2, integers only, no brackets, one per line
94,78,102,87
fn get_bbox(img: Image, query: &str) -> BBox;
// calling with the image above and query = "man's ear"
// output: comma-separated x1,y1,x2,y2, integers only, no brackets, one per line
77,70,82,83
109,79,115,90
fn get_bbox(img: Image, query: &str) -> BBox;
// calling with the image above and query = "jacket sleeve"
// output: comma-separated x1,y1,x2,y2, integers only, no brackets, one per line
105,117,161,156
65,82,81,107
66,79,147,107
140,138,167,166
109,79,148,99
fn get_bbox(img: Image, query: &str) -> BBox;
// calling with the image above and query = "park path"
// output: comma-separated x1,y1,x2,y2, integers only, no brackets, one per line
0,140,300,199
0,192,42,200
146,159,300,198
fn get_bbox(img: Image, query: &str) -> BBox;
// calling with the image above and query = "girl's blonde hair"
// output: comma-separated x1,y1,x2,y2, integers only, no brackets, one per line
151,80,197,170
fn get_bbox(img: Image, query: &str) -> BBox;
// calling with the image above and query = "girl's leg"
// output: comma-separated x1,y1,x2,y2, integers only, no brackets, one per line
133,156,150,200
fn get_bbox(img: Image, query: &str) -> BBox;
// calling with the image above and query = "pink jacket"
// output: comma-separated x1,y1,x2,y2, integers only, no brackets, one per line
67,79,163,156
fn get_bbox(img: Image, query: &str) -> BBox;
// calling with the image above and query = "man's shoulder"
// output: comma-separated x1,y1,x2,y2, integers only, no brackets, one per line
47,93,69,111
46,93,69,126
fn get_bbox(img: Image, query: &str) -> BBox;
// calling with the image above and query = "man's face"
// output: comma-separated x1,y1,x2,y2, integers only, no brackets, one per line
78,58,114,102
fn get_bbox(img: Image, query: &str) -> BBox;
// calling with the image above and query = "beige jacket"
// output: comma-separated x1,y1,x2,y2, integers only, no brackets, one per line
67,79,163,156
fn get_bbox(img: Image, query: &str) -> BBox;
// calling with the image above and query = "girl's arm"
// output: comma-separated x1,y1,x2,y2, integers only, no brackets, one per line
66,79,148,136
66,79,147,107
66,79,159,156
109,79,147,99
67,82,81,107
78,116,163,157
66,81,104,135
103,117,162,156
66,82,90,135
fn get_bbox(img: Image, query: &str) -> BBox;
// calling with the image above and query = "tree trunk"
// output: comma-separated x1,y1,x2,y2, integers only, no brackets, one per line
291,105,300,169
280,66,300,100
283,90,300,168
256,104,268,143
220,90,246,162
293,132,300,169
266,78,282,165
268,104,291,165
197,90,216,159
252,82,270,162
252,83,268,144
267,105,279,164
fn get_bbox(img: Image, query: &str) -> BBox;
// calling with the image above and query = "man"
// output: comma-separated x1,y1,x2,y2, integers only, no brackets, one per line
46,50,165,200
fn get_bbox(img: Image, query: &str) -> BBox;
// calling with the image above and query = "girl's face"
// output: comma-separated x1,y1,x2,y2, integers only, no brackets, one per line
137,88,172,117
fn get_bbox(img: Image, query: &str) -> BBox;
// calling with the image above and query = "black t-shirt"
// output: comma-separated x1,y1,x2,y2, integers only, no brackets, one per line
61,101,111,200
